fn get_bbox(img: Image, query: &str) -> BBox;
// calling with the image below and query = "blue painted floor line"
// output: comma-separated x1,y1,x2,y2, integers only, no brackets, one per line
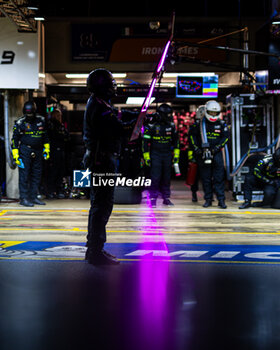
2,241,280,264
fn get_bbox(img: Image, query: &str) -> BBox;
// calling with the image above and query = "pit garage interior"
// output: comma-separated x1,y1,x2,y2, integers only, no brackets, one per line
1,1,280,350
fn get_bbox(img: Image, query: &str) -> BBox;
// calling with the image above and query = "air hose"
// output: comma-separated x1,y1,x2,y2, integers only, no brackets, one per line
201,114,280,179
201,116,207,144
230,134,280,177
200,117,212,164
224,144,232,181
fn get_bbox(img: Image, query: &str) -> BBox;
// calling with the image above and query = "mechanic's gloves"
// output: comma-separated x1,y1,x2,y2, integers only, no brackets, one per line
12,148,21,165
173,148,180,164
43,143,50,160
143,152,151,167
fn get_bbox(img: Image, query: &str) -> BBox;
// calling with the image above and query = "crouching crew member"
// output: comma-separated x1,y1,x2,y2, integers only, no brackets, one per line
143,103,180,207
11,101,50,207
239,149,280,209
189,100,229,209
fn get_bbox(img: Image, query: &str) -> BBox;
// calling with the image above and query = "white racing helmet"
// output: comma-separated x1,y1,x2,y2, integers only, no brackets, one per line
205,100,221,122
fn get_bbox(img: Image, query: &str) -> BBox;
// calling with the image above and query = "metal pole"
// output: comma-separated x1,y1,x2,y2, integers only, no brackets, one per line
243,27,249,86
3,90,16,169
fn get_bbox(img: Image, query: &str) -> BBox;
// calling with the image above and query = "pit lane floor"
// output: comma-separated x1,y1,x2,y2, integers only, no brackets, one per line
1,181,280,350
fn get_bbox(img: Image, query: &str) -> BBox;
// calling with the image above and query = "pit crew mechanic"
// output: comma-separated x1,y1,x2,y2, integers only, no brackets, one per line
11,101,50,207
239,148,280,209
142,103,180,207
189,100,229,209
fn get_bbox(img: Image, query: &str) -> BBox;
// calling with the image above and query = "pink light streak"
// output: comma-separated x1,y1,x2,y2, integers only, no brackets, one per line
141,40,171,114
157,40,171,73
142,78,157,112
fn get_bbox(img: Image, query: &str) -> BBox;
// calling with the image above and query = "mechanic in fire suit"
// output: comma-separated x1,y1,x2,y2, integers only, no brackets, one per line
82,68,137,265
142,103,180,207
189,100,229,209
11,101,50,207
239,148,280,209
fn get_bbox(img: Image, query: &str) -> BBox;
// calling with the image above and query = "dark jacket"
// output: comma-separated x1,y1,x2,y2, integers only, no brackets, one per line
11,115,49,150
189,118,229,153
142,120,179,153
83,95,136,165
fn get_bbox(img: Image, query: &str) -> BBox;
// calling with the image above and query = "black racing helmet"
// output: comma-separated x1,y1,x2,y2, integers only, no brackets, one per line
23,101,37,117
157,103,173,122
86,68,117,99
273,148,280,167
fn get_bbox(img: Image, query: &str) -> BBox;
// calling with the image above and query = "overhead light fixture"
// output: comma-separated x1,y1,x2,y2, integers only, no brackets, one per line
65,74,87,79
27,5,39,10
272,21,280,24
34,16,45,21
155,83,175,87
255,70,268,76
126,97,155,105
112,73,127,78
65,73,127,79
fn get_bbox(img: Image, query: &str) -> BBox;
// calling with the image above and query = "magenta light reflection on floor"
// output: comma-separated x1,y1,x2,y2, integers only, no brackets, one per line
135,195,173,349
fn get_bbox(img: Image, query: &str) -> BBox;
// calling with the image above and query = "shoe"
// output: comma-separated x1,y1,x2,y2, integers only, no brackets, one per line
192,192,198,202
150,199,157,207
203,199,212,208
86,248,120,265
20,199,34,207
163,198,174,206
218,200,227,209
33,198,46,205
239,200,251,209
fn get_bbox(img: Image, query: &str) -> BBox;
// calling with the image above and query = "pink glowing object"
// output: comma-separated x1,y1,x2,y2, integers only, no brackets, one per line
157,40,171,73
142,39,171,113
130,11,175,141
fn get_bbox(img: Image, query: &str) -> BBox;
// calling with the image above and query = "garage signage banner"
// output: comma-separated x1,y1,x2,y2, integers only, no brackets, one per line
109,37,226,63
0,18,39,89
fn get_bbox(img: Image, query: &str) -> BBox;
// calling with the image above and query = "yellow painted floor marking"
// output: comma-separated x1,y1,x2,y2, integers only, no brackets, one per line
0,228,87,232
1,208,280,215
114,210,280,215
2,209,88,213
108,230,280,235
0,227,280,235
0,241,26,248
